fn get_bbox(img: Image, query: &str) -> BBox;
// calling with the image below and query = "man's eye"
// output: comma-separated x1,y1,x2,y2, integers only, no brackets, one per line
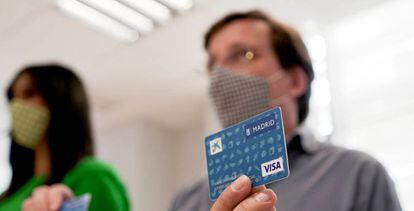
233,50,255,61
244,51,255,60
231,50,247,60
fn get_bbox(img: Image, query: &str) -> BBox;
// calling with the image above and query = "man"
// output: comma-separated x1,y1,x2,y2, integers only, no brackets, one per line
170,10,401,211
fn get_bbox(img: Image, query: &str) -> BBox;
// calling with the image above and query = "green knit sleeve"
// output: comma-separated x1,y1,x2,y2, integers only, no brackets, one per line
62,158,130,211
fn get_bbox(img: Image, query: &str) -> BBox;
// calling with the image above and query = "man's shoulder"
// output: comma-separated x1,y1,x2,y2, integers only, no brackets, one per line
298,127,382,167
317,142,387,172
316,144,401,210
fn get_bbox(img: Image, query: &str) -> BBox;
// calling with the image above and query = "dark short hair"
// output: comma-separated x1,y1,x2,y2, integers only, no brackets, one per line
2,64,94,198
204,10,314,124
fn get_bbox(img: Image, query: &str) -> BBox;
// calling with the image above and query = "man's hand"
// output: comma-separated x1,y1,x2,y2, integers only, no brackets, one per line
211,175,277,211
22,184,73,211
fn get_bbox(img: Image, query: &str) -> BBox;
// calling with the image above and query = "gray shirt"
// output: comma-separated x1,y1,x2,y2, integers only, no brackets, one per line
169,127,401,211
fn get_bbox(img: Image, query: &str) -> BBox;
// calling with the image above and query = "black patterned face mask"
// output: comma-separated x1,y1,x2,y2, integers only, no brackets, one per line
209,67,284,127
209,66,286,128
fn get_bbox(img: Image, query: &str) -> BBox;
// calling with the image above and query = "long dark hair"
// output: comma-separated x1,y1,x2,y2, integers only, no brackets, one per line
1,64,94,198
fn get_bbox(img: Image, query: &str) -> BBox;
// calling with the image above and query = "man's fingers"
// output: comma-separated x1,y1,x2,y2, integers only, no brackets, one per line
211,175,252,211
48,184,74,210
234,189,277,211
251,185,266,194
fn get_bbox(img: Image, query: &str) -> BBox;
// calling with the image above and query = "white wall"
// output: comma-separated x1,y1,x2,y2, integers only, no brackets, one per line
326,0,414,209
94,117,178,211
0,95,11,194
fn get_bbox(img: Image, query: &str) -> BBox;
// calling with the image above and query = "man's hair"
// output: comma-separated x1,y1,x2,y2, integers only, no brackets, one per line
204,10,314,124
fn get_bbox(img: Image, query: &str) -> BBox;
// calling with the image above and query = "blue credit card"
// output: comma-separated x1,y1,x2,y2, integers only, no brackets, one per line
59,194,91,211
205,107,289,200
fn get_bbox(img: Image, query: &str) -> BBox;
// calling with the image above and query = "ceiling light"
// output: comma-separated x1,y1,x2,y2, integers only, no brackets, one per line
57,0,139,42
122,0,171,24
82,0,154,33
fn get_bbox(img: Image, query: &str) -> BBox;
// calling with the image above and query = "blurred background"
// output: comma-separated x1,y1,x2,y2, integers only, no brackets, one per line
0,0,413,210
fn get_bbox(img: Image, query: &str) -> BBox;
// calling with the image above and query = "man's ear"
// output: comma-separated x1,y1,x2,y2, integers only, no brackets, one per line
287,66,308,98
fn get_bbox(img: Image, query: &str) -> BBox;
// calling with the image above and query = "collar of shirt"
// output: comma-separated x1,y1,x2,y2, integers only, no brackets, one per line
286,124,324,155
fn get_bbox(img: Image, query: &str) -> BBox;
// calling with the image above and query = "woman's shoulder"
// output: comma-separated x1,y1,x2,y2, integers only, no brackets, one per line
76,157,116,173
63,157,122,183
63,158,130,210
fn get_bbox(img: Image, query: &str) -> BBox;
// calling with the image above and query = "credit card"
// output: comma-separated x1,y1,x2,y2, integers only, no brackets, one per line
205,107,289,200
59,193,91,211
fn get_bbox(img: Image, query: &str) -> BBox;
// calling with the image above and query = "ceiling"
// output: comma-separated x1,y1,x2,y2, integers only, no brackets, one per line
0,0,389,132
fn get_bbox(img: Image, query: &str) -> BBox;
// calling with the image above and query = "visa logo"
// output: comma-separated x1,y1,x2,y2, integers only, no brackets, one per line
209,137,223,155
261,157,284,177
245,115,277,138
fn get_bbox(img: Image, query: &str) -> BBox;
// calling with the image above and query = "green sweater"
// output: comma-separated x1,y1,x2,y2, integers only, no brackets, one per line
0,157,130,211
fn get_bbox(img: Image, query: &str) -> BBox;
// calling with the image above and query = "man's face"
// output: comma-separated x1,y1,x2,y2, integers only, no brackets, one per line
207,19,302,135
207,19,293,107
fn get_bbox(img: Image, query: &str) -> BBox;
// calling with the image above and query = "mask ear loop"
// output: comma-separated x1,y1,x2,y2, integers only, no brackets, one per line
267,69,287,84
266,70,290,107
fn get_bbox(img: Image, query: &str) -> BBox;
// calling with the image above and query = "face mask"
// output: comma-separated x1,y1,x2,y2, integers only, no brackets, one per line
209,66,286,128
9,99,50,149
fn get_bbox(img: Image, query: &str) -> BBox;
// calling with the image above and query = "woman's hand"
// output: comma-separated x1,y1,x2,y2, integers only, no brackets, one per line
23,184,73,211
211,175,277,211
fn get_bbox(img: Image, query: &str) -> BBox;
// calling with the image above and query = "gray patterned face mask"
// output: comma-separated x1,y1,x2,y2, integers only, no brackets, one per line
209,67,286,128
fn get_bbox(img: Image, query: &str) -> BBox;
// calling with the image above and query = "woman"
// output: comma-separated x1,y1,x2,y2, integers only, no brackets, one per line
0,64,129,210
